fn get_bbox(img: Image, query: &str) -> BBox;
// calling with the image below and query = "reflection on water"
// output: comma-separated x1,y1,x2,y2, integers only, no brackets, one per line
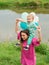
0,10,49,42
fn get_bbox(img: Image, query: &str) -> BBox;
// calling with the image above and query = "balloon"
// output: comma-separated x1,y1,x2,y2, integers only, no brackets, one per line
34,16,39,22
20,12,28,30
20,22,28,30
21,12,28,22
30,12,39,22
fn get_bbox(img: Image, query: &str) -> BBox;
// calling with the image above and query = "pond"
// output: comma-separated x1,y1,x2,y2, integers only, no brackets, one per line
0,10,49,42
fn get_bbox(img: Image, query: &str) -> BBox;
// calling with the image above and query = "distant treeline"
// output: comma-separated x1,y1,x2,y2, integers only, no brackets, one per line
0,1,49,9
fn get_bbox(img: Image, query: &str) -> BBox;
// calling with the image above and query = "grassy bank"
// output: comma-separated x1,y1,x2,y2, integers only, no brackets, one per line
0,0,49,3
0,0,49,13
0,41,49,65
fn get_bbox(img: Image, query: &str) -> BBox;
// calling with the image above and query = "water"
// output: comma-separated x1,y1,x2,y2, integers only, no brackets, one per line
0,10,49,42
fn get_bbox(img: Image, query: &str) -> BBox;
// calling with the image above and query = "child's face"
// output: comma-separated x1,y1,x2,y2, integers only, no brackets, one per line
27,14,34,23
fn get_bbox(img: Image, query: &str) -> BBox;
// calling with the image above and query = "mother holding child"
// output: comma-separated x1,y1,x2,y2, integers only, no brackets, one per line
15,12,42,65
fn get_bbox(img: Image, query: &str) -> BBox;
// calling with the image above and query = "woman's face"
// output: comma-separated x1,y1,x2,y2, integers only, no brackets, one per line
21,32,28,40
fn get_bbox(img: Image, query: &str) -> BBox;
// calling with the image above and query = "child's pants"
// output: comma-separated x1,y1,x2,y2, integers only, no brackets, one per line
27,34,34,45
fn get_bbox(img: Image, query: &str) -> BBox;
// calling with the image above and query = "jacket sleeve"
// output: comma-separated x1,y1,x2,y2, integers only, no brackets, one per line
32,37,40,46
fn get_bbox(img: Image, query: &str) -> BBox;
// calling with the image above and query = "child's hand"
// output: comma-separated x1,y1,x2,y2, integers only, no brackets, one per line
16,18,20,23
16,18,24,23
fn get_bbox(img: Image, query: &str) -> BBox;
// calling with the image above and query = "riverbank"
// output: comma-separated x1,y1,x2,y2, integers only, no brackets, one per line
0,0,49,13
0,7,49,14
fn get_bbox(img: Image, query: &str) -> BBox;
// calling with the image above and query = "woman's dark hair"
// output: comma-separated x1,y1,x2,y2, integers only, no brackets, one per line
20,29,30,43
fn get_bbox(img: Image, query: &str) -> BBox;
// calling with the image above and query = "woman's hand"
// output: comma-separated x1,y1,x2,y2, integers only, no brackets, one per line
37,26,42,42
37,26,41,32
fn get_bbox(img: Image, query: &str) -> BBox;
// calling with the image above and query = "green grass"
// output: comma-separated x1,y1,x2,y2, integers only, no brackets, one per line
0,41,49,65
0,0,49,3
0,41,21,65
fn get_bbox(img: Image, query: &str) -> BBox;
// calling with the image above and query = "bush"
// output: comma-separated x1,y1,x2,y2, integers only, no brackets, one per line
13,2,20,7
14,1,38,8
35,43,48,55
0,2,9,8
27,1,38,9
45,48,49,63
44,3,49,9
28,1,38,6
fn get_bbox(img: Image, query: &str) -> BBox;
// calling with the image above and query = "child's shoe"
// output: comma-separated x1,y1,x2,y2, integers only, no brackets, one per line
24,45,29,50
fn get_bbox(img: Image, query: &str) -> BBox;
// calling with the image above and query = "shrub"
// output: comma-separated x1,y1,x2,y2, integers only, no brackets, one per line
45,48,49,63
35,43,48,55
0,2,9,8
44,3,49,9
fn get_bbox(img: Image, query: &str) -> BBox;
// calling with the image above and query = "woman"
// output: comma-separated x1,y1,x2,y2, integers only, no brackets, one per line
17,27,42,65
